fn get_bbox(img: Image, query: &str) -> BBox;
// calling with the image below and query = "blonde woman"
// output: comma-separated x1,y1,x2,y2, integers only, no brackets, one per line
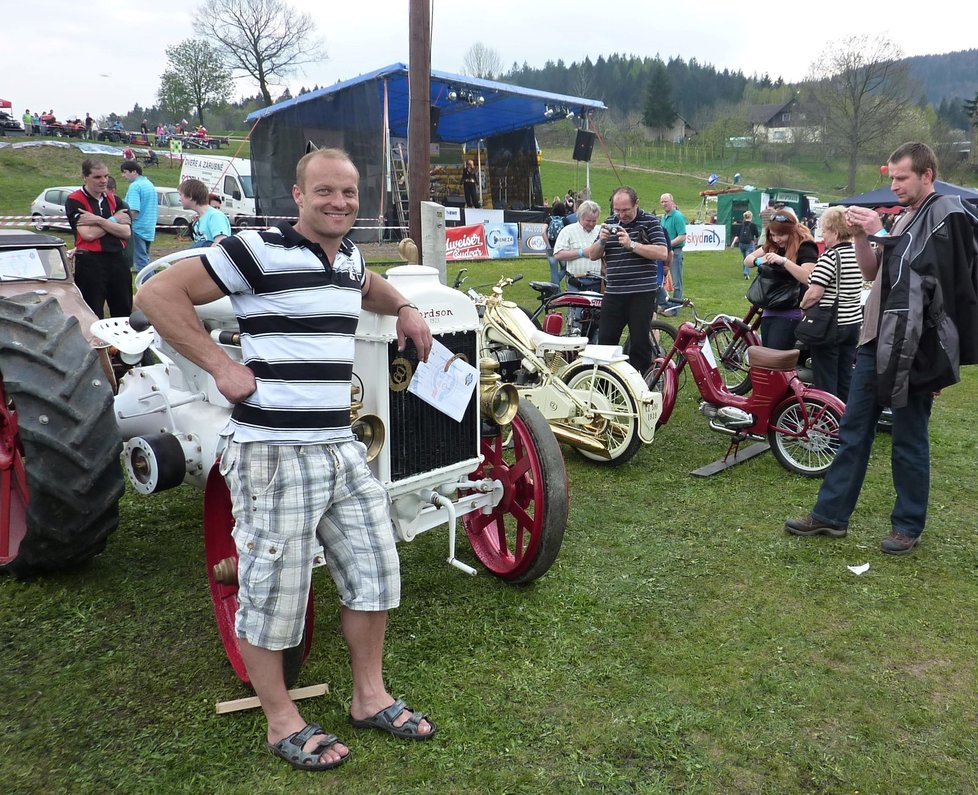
800,206,863,400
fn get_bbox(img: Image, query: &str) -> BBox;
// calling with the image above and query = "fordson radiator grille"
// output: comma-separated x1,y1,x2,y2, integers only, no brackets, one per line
387,330,479,482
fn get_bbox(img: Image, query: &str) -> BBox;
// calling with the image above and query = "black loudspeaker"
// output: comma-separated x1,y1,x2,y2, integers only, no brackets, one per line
430,107,441,141
572,130,596,162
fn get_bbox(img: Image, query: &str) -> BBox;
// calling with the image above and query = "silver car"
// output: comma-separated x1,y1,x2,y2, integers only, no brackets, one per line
29,185,196,234
30,186,77,231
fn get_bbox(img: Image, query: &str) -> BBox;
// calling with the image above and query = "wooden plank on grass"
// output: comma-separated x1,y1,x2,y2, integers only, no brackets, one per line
216,683,329,715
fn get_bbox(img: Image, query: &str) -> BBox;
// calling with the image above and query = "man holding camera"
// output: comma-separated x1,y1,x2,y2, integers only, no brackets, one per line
554,200,602,292
588,186,668,374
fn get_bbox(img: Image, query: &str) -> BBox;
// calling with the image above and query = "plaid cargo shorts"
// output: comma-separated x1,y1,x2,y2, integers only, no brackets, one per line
222,439,400,651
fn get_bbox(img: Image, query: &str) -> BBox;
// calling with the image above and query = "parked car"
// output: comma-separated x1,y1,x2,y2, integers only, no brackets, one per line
30,186,77,230
155,186,197,235
30,185,197,234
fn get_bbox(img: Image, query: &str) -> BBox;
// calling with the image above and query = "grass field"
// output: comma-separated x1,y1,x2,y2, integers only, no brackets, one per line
2,244,977,793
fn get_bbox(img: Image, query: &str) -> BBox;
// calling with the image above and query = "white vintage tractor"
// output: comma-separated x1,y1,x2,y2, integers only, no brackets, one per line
1,236,568,685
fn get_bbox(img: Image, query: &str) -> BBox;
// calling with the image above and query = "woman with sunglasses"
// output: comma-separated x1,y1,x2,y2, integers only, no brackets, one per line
744,208,819,350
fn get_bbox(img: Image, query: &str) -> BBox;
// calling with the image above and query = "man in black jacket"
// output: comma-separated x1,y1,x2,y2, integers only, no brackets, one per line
785,142,978,555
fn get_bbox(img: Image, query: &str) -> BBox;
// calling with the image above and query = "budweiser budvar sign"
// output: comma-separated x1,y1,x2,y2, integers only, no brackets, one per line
445,224,490,261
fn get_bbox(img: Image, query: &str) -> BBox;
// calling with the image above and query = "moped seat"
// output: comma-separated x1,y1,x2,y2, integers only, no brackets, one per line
530,327,589,355
746,346,800,372
530,280,561,296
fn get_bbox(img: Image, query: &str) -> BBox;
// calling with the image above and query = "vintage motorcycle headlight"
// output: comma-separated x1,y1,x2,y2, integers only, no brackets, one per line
351,383,386,461
479,357,519,426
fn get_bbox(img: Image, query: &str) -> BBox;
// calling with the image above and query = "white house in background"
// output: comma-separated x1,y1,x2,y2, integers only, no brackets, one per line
748,98,820,143
647,114,696,144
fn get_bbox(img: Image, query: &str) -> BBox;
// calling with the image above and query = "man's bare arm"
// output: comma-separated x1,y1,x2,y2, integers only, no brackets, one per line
361,269,433,362
134,257,256,403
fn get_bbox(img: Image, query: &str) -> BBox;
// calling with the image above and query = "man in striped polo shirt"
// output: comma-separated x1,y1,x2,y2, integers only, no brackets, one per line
136,148,436,771
588,186,669,374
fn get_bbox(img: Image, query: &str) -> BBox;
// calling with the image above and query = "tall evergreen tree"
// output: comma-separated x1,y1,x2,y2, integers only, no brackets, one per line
642,61,678,132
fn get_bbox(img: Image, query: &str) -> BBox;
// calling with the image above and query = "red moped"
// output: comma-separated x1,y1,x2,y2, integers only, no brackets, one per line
648,302,845,477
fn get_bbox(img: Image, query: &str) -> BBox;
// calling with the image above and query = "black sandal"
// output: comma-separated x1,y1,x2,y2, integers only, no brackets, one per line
265,723,349,771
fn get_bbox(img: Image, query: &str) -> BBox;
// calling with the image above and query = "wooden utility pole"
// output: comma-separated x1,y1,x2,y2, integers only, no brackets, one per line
407,0,431,255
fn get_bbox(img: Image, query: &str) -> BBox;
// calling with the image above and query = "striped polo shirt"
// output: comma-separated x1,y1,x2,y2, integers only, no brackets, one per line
202,222,366,444
809,242,863,327
602,209,667,294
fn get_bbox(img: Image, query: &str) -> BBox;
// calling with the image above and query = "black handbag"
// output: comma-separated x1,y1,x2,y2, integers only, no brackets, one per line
746,263,802,310
795,249,841,347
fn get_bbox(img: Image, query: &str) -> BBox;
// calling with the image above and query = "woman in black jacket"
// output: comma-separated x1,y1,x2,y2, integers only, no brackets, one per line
744,208,819,350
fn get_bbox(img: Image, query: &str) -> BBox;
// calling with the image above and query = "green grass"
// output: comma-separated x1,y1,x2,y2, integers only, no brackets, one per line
2,250,977,793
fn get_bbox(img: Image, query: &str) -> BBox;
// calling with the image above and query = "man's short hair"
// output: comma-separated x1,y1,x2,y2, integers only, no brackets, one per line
577,200,601,218
612,186,639,207
121,160,142,175
889,141,938,180
295,148,358,189
180,178,209,205
208,193,222,206
81,158,107,177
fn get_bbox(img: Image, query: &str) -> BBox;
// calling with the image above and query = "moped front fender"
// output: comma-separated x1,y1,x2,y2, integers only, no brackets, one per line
648,359,679,429
781,378,846,421
560,359,662,443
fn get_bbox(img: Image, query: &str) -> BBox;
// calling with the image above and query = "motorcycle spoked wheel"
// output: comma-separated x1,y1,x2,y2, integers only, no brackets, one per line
203,467,313,687
768,395,842,477
622,319,679,363
562,365,642,466
463,402,568,584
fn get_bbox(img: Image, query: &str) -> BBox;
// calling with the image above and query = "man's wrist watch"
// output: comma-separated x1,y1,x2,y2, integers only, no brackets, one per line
628,240,636,252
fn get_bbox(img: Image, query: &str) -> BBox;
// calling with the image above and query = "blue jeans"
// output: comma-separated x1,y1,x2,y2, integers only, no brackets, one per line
132,235,153,272
739,243,753,276
670,248,684,300
811,343,932,538
548,255,565,286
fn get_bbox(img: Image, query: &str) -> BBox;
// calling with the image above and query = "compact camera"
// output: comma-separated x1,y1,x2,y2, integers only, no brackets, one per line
604,224,620,237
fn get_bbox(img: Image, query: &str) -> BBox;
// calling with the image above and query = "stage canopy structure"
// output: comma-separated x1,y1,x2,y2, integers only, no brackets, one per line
244,63,606,237
832,180,978,208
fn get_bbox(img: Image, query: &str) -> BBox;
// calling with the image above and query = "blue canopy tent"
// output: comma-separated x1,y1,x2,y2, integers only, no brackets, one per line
243,64,606,237
831,180,978,207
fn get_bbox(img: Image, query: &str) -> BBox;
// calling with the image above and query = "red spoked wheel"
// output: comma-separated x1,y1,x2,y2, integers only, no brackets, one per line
462,402,567,585
203,466,313,686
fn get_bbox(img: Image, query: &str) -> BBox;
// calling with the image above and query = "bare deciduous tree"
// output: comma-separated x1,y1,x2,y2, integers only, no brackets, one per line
462,42,502,80
193,0,326,107
807,35,913,193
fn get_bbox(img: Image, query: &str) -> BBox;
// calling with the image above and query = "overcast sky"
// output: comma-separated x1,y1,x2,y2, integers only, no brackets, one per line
3,0,975,119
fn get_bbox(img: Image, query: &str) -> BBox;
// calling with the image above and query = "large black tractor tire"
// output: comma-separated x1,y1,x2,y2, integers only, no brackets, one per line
0,296,124,578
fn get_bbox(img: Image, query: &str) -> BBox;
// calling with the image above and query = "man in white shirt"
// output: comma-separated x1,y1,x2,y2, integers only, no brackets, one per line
553,200,602,292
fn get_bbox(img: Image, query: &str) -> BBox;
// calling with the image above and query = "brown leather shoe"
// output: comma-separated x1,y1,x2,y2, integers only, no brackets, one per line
881,530,920,555
784,513,847,538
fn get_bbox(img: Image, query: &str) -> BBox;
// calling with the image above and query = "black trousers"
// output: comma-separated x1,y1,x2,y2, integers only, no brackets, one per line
73,250,133,318
463,182,480,208
598,290,656,373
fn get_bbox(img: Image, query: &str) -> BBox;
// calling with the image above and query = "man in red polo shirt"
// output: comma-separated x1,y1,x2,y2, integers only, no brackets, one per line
65,158,133,317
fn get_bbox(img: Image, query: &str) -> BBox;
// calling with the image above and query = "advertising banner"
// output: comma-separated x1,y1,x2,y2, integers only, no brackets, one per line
684,224,726,251
445,224,489,261
519,222,548,256
484,223,521,259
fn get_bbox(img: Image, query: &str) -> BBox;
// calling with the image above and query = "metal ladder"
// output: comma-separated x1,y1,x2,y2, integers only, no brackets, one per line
391,142,409,234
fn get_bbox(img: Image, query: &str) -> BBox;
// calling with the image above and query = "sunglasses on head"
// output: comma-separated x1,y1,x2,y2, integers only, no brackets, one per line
771,213,792,223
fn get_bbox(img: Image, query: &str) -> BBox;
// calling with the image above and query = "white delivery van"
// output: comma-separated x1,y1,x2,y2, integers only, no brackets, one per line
179,154,255,226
